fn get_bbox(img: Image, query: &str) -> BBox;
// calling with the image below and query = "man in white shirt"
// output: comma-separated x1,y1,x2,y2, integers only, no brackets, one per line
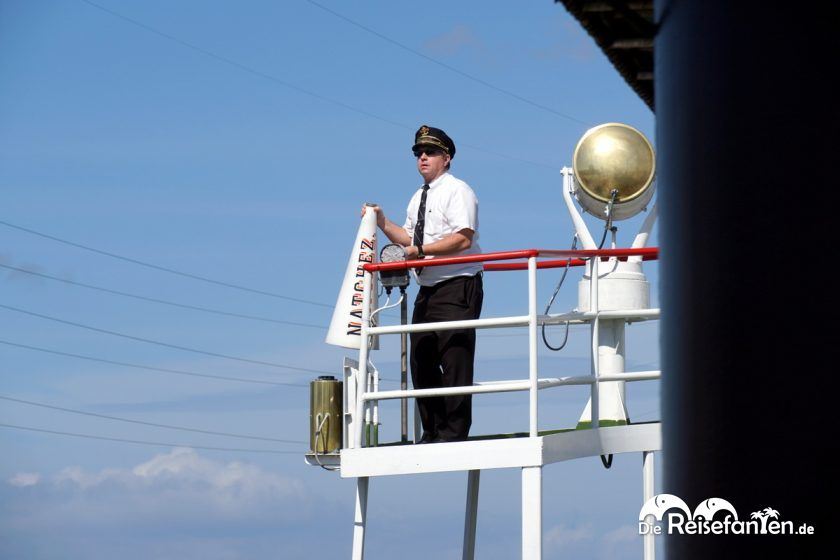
368,125,483,443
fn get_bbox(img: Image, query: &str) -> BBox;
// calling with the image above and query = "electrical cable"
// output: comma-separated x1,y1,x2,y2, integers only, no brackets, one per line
0,339,394,386
479,323,594,338
0,422,301,454
0,263,326,329
596,189,619,250
76,1,558,170
0,303,333,375
0,219,333,309
77,0,406,130
312,413,340,471
0,395,306,443
302,0,590,126
541,235,578,351
0,339,307,387
370,293,404,320
597,382,636,469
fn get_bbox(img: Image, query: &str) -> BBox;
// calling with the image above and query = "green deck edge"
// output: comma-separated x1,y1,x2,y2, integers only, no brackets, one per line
574,419,628,429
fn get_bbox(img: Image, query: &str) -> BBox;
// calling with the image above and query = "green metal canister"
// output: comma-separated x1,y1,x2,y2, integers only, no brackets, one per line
310,375,343,453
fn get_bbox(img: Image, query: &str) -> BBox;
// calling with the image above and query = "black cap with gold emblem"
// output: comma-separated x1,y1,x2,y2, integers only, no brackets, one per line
412,125,456,158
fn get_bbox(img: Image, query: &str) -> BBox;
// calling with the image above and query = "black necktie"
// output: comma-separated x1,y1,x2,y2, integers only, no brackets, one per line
414,184,429,272
414,184,429,248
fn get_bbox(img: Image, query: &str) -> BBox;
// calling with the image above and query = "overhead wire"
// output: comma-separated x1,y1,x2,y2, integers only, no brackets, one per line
0,303,333,375
0,6,655,462
0,422,302,454
0,339,403,385
76,0,558,170
303,0,590,126
0,231,398,322
0,3,569,336
78,1,406,129
5,4,603,405
0,219,333,309
0,262,327,329
0,339,307,387
0,395,306,444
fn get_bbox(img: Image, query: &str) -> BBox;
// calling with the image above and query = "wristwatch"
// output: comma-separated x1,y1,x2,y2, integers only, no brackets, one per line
416,244,425,258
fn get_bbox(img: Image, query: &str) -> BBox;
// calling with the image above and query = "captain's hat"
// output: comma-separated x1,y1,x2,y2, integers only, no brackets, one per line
412,125,456,158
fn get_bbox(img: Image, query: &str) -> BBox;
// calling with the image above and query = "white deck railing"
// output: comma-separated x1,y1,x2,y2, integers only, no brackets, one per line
351,248,660,449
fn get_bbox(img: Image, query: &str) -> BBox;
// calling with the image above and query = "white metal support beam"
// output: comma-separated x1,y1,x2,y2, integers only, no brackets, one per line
642,451,655,560
522,466,542,559
354,271,373,448
462,470,481,560
590,256,600,428
528,257,539,436
352,477,369,560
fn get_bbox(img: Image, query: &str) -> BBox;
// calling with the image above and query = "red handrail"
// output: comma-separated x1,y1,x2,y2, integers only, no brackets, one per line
364,247,658,272
535,248,658,259
487,249,659,271
485,258,588,271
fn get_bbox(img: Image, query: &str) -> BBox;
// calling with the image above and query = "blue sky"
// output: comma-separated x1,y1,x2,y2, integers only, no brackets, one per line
1,1,659,558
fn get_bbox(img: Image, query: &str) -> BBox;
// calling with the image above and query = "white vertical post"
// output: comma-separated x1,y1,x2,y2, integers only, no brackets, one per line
401,295,409,442
642,451,655,560
595,320,628,424
463,470,481,560
352,477,370,560
528,256,538,437
372,364,379,446
522,466,542,559
354,271,373,448
364,372,372,446
589,256,600,429
343,358,356,450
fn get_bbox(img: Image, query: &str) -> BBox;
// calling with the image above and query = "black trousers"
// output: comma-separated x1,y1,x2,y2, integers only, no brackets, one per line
410,273,483,441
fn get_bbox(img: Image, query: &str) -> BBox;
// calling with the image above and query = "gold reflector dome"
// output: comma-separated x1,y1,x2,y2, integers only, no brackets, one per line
572,123,655,220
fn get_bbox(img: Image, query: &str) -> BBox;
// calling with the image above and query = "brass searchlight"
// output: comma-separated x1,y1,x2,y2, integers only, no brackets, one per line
572,122,655,221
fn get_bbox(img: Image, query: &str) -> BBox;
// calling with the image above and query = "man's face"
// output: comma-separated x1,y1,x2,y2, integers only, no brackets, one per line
414,146,451,183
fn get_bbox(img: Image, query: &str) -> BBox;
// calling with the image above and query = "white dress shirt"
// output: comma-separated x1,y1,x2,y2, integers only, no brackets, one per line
403,172,482,287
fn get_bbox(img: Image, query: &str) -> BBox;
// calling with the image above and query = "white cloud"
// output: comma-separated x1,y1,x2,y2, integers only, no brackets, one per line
54,465,123,489
30,448,308,524
593,524,644,560
424,25,482,56
602,524,638,544
545,522,594,546
0,450,344,560
530,19,596,63
7,472,40,487
544,523,642,560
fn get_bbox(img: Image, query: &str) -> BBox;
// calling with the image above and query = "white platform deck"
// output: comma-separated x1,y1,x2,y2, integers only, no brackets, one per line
320,422,660,478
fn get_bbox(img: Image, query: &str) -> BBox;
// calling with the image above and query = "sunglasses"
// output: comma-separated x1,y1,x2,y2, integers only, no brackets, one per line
413,147,445,158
